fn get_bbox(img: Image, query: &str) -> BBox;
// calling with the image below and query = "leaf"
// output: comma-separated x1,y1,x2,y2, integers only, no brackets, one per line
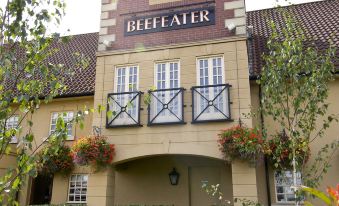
79,122,84,130
300,186,332,205
107,111,113,119
12,178,20,189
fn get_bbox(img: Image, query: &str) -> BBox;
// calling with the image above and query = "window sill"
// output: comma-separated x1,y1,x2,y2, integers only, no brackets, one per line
148,121,186,126
66,201,87,205
42,136,75,141
106,123,143,128
272,203,303,206
191,118,234,124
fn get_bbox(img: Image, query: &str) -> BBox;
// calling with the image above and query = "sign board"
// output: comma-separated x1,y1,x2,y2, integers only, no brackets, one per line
124,7,215,36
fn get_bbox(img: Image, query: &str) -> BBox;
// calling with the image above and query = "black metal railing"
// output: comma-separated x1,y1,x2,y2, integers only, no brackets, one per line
191,84,232,123
106,91,143,128
148,88,185,125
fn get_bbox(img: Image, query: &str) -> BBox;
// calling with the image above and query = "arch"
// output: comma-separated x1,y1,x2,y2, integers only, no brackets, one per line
112,141,224,164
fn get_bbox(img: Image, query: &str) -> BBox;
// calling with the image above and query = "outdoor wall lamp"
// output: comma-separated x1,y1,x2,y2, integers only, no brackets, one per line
168,168,180,186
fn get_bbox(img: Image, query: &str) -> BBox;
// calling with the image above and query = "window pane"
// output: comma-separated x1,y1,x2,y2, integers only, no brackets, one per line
69,174,88,203
275,171,302,203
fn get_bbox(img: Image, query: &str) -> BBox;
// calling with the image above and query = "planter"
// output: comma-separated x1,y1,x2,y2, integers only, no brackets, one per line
36,144,74,176
71,136,115,171
264,133,310,170
218,125,264,164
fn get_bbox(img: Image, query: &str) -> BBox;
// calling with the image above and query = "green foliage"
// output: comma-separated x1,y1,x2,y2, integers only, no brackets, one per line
36,144,74,176
298,185,339,206
0,0,91,204
257,11,338,188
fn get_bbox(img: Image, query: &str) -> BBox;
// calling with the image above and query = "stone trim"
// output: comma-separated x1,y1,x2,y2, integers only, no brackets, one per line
101,18,116,27
236,26,246,35
99,34,116,43
149,0,181,5
101,11,109,20
96,36,246,56
234,8,245,17
224,0,245,10
101,2,117,12
99,27,108,35
225,17,246,27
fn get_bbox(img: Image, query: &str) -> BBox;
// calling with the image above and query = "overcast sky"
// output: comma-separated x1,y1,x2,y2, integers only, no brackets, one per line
1,0,323,36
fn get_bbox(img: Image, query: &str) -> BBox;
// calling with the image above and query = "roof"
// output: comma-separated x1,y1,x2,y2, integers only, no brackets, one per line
4,32,99,98
247,0,339,78
49,32,98,97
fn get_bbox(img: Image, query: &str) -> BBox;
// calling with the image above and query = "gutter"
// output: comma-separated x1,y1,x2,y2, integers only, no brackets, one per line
54,91,95,99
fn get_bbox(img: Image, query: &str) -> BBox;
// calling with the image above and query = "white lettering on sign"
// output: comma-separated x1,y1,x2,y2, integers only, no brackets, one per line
125,9,213,34
127,20,136,32
170,14,181,26
191,11,199,24
145,18,152,30
182,12,188,25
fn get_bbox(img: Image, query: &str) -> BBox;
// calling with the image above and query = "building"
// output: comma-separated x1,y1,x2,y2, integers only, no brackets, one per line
1,0,338,206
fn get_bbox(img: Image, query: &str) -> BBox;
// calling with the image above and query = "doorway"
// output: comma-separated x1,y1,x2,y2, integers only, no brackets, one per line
29,174,53,205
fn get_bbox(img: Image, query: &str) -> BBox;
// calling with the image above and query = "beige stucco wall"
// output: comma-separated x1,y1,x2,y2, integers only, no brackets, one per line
249,78,339,205
94,38,253,163
22,96,94,147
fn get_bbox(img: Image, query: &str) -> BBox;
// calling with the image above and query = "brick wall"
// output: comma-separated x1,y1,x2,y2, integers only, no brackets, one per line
99,0,246,51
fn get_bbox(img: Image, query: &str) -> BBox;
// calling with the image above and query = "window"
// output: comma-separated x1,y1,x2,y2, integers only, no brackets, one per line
148,61,184,124
274,171,302,203
192,56,231,122
68,174,88,203
107,65,140,126
115,65,138,93
50,112,74,140
5,115,19,143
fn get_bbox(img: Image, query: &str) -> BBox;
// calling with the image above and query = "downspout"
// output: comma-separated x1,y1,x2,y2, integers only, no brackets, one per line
260,86,272,206
247,25,272,206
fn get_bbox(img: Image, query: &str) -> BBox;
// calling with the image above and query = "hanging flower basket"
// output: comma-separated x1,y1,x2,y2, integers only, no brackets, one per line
71,136,115,170
264,132,310,170
218,125,264,163
36,144,74,176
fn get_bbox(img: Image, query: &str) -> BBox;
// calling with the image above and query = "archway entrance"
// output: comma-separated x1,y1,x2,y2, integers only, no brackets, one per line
113,155,233,206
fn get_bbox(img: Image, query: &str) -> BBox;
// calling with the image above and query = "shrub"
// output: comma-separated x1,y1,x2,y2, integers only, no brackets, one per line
36,144,74,176
264,132,310,170
218,125,263,163
71,136,115,170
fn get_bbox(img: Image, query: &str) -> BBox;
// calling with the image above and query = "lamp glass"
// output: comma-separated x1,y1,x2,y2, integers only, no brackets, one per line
168,168,179,185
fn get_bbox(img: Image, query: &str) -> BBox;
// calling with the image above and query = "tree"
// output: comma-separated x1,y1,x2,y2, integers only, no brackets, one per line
0,0,89,204
258,11,338,204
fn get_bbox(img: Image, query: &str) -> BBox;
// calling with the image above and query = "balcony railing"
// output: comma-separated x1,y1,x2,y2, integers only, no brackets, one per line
191,84,232,123
106,91,143,128
148,88,185,125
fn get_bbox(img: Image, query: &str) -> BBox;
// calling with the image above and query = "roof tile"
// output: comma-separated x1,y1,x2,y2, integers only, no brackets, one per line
247,0,339,77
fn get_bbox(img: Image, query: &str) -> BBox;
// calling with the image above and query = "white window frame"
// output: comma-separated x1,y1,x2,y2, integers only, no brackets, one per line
194,56,228,121
67,174,88,203
152,60,181,123
114,65,139,93
196,55,225,86
153,60,181,89
274,170,302,203
49,111,74,140
5,115,19,144
111,65,139,125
